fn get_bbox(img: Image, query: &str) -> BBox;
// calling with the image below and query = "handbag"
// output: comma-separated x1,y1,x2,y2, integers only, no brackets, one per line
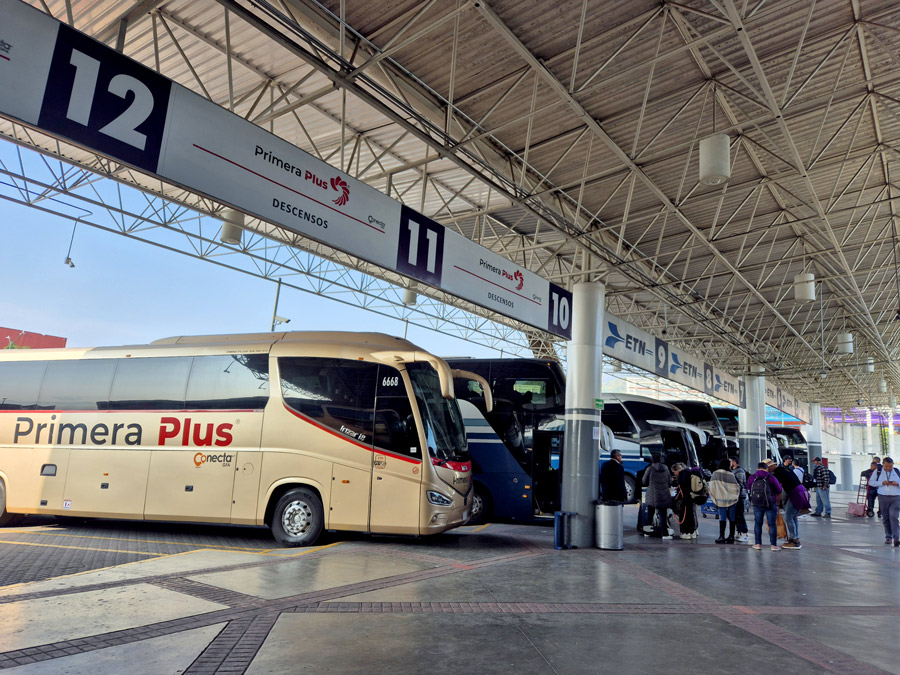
768,512,787,540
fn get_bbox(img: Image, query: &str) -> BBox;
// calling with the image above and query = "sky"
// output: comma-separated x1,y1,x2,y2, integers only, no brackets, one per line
0,184,502,358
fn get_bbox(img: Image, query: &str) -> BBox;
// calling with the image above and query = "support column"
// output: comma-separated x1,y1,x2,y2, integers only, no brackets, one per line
740,366,767,468
562,282,604,548
866,409,873,456
806,402,822,462
839,414,853,491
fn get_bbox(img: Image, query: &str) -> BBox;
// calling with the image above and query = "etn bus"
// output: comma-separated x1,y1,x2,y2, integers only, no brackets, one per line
444,357,703,523
0,332,475,546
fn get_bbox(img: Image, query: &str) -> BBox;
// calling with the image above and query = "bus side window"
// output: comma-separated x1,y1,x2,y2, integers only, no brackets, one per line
374,366,420,457
187,355,270,410
0,361,47,410
109,357,192,410
38,360,117,411
279,357,377,444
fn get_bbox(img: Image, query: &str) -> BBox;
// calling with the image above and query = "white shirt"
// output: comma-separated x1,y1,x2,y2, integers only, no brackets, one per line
868,467,900,496
792,466,804,482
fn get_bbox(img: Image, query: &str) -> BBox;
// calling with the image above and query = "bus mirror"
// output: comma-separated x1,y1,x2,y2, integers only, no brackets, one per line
450,369,493,413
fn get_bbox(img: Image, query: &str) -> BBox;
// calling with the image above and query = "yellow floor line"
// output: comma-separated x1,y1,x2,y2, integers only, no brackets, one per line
469,523,492,532
0,539,160,556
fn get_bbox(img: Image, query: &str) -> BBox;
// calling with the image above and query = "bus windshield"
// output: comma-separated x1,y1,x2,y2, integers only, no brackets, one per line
407,362,468,462
623,401,683,433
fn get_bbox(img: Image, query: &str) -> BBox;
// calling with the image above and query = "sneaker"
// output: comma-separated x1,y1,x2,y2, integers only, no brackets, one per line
886,538,893,545
642,526,654,534
782,541,797,549
738,533,750,542
824,514,831,518
810,513,822,518
752,544,762,550
715,537,726,544
690,532,698,539
662,535,673,540
726,537,735,544
771,545,781,551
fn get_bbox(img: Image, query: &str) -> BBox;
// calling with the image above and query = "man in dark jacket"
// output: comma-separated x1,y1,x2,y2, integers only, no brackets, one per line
774,456,802,549
600,450,627,502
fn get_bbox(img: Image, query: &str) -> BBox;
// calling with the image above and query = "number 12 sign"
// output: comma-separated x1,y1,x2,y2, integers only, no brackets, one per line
37,24,171,174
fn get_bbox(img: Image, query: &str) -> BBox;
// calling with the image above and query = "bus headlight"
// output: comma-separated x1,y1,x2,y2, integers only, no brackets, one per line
426,490,453,506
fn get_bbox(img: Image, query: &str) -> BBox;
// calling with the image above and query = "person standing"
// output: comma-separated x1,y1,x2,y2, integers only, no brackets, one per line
672,463,697,539
774,457,803,549
600,449,627,503
710,458,740,544
748,461,783,550
730,455,750,542
868,456,900,546
861,460,881,517
642,454,673,539
810,457,832,518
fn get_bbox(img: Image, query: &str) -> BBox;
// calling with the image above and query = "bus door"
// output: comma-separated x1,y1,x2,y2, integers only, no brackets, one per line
369,365,422,534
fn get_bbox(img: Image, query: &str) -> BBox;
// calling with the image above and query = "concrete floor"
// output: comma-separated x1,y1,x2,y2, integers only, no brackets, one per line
0,490,897,674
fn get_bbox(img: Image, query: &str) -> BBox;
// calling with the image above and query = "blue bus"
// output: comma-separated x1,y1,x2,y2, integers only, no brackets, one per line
445,358,702,523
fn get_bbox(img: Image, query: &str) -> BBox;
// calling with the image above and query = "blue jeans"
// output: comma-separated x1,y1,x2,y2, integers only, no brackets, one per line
717,504,736,521
814,488,831,515
784,497,800,541
753,505,778,545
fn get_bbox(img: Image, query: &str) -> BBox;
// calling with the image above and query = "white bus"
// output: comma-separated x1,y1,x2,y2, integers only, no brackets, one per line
0,332,474,546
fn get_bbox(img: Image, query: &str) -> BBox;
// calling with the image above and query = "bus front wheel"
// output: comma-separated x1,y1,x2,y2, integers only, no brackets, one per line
271,488,324,547
0,480,23,527
624,475,638,504
468,484,492,525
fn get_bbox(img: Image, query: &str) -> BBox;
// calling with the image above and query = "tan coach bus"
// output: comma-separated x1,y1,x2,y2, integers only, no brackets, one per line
0,332,479,546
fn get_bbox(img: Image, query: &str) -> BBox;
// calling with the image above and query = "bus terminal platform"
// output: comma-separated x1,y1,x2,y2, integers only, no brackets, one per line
0,489,898,674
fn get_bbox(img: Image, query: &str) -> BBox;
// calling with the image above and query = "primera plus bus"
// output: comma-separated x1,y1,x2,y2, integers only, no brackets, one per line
0,332,473,546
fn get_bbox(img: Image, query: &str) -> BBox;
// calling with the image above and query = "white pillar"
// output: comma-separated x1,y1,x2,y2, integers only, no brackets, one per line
739,365,767,468
806,402,822,466
888,412,895,457
839,415,854,490
562,282,605,548
866,409,873,456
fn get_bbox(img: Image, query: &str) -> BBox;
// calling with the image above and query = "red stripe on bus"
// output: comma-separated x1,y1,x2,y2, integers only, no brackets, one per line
282,404,422,465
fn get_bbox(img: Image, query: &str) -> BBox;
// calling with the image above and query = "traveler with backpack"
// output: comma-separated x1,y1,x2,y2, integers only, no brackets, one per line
774,457,803,549
868,456,900,546
641,454,673,539
730,456,750,542
810,457,832,518
747,461,783,550
710,458,740,544
672,463,700,539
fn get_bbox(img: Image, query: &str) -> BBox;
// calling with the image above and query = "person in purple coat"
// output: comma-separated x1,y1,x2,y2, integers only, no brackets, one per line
747,461,783,551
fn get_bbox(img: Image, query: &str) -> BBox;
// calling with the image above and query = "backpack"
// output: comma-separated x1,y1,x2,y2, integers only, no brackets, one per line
750,474,774,508
802,468,816,490
689,469,709,505
828,469,836,485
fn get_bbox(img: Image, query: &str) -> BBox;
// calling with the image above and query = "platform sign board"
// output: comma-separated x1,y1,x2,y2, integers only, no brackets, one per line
604,315,780,414
0,0,572,339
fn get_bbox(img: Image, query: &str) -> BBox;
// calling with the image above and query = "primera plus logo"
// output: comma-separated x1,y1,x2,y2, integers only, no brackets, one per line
194,452,234,468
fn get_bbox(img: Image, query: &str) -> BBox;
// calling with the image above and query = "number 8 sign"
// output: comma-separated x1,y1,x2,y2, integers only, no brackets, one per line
38,24,171,173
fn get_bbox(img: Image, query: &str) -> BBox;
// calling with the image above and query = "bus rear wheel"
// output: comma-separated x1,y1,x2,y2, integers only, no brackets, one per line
0,480,23,527
271,488,324,547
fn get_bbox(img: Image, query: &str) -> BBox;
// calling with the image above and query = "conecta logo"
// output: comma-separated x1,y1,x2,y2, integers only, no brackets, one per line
194,452,234,468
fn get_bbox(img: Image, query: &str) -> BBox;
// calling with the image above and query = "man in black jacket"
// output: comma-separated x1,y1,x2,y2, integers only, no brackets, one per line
600,449,627,502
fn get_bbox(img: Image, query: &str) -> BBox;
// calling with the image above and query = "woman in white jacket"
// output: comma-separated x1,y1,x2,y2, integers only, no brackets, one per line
710,458,740,544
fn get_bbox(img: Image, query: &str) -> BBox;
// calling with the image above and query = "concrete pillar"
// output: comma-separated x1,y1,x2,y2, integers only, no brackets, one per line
839,415,854,491
562,282,605,548
739,365,767,468
806,402,822,461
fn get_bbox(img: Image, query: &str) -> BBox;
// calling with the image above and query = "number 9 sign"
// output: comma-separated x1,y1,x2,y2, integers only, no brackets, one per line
38,24,171,173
